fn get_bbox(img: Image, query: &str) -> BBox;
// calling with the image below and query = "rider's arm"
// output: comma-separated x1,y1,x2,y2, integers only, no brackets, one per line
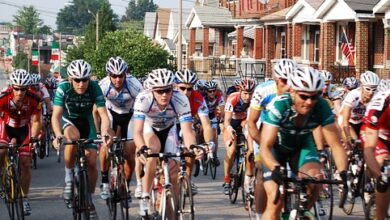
96,106,113,137
332,99,342,115
340,105,353,142
44,97,52,112
51,105,64,138
30,111,42,138
92,104,101,134
199,115,214,143
181,121,196,149
259,123,280,171
133,119,145,149
363,127,381,177
223,111,233,135
247,108,261,144
322,123,348,171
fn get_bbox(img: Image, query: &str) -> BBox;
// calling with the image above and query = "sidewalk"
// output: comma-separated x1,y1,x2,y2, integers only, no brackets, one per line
0,70,9,88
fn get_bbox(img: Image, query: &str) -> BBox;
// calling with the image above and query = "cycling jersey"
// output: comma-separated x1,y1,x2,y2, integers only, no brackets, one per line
250,80,278,120
324,84,343,101
133,90,192,131
226,85,238,96
263,94,335,152
189,90,209,118
204,91,224,119
99,75,143,114
341,88,373,124
225,92,250,120
364,90,390,142
0,87,42,128
53,80,106,119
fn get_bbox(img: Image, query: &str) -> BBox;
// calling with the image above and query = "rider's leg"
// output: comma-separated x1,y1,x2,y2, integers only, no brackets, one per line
124,141,136,184
85,148,98,194
375,153,390,220
142,133,160,197
254,162,266,216
262,178,283,220
299,162,322,209
19,155,32,195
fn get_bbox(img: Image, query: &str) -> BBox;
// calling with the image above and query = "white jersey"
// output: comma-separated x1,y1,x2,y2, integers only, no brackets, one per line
325,84,343,100
341,88,373,124
133,90,192,131
99,76,143,114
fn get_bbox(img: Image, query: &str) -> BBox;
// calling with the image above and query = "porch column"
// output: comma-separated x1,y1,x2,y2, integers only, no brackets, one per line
287,23,293,58
236,26,244,58
253,26,264,59
265,25,275,77
189,28,196,57
202,26,209,57
320,22,336,71
355,20,369,77
292,23,302,57
383,18,390,69
218,30,224,56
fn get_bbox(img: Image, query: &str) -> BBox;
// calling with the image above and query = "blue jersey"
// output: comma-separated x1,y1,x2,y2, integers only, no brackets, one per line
250,80,278,121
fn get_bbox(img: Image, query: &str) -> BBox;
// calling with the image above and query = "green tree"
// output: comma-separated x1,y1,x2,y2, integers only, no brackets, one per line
12,53,37,72
56,0,118,35
122,0,158,21
85,29,171,78
13,6,43,34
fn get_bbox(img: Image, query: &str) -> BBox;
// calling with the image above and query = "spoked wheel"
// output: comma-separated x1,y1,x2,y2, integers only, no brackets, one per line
209,158,217,180
160,190,176,220
314,152,334,220
117,171,129,220
193,160,200,177
77,171,91,220
32,149,37,169
202,157,208,176
362,165,376,220
178,177,194,220
364,193,376,220
45,129,52,157
228,173,239,204
244,192,255,220
106,186,117,220
340,168,356,215
4,166,24,220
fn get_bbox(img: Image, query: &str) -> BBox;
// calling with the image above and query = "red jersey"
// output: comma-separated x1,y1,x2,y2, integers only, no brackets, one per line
0,87,42,128
189,90,209,118
363,91,390,142
225,92,250,120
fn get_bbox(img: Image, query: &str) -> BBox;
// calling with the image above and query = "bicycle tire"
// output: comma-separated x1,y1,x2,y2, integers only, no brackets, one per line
193,160,200,177
32,150,37,169
229,155,240,204
364,193,376,220
4,165,24,220
202,157,208,176
209,158,217,180
178,177,194,220
160,190,177,220
106,182,117,220
45,128,52,157
314,150,334,220
118,169,129,220
78,171,91,220
341,165,355,215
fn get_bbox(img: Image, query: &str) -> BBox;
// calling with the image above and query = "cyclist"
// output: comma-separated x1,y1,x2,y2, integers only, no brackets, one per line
363,90,390,220
194,79,207,97
247,59,295,219
341,76,359,97
320,70,343,113
260,67,348,219
222,77,255,195
204,80,225,165
0,69,42,216
379,79,390,92
339,71,380,148
51,59,113,219
44,76,58,99
97,57,143,203
30,73,53,114
226,79,241,96
175,69,214,194
133,68,201,216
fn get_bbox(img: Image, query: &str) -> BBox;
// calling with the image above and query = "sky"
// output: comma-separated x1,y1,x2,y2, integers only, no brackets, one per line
0,0,195,29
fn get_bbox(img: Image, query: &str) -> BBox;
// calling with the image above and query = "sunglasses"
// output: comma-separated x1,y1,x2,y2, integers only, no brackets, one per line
207,89,216,93
297,93,319,101
12,86,27,92
110,74,125,79
154,87,173,95
73,78,89,83
179,86,193,92
363,86,377,93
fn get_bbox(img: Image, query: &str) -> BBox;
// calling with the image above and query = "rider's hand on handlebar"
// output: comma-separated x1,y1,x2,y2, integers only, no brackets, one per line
52,135,64,150
137,145,149,165
271,166,286,185
339,170,348,189
227,126,236,140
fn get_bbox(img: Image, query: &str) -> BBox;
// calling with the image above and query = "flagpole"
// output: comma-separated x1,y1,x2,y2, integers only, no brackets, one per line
59,32,62,74
37,33,40,75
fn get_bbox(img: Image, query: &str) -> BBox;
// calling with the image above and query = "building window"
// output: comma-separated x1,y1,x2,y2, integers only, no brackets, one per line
280,31,286,58
301,26,310,60
314,30,320,62
336,23,355,65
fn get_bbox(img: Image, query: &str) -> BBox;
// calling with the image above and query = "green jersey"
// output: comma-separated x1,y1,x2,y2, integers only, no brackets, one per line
263,93,334,152
53,80,105,119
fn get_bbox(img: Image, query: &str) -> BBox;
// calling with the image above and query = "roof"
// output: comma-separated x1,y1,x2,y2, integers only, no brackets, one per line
373,0,390,13
260,7,293,22
186,5,236,27
156,8,171,38
164,38,175,51
144,12,157,38
306,0,326,9
344,0,380,12
227,26,255,40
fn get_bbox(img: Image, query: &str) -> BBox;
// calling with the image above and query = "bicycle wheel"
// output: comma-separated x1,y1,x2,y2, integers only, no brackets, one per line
32,149,37,169
178,177,194,220
45,127,52,157
202,157,208,176
193,160,200,177
4,165,24,220
314,153,334,220
209,158,217,180
77,171,91,220
364,193,376,220
229,156,240,204
117,170,129,220
106,180,117,220
160,189,177,220
340,167,355,215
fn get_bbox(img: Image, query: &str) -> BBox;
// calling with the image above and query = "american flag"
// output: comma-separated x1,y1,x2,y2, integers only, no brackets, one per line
340,30,355,65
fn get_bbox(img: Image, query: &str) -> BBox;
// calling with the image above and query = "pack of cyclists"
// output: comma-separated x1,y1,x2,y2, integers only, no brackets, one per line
0,56,388,220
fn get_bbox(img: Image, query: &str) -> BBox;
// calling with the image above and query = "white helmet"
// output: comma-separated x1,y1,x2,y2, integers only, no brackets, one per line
273,59,297,79
342,77,359,90
106,56,128,75
379,79,390,92
10,69,30,86
204,80,218,90
360,71,380,86
30,73,41,85
147,68,175,88
320,70,333,82
234,79,241,86
288,67,324,92
143,78,151,90
175,69,198,85
67,59,92,79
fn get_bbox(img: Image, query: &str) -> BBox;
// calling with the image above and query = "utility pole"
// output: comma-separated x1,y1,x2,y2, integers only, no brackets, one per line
178,0,182,70
59,32,62,73
37,34,41,75
88,10,99,50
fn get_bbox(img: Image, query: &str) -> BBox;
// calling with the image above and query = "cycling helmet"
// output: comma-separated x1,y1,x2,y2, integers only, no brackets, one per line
147,68,175,88
234,79,241,86
45,76,58,89
30,73,41,85
360,71,380,86
105,56,128,75
143,78,151,90
205,80,218,90
67,59,92,79
239,78,256,92
379,79,390,92
288,67,324,92
320,70,333,82
194,79,206,90
175,69,198,85
273,59,297,79
342,77,359,90
10,69,30,86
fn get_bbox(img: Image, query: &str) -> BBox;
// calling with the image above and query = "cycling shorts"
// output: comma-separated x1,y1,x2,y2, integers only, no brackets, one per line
349,122,362,137
144,123,180,160
0,121,32,157
62,116,97,149
375,138,390,157
108,109,133,139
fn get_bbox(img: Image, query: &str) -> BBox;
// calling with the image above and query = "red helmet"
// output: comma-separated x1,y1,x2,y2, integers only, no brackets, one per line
239,78,256,92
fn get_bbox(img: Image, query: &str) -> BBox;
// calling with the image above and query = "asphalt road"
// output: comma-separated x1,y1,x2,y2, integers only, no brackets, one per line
0,69,366,219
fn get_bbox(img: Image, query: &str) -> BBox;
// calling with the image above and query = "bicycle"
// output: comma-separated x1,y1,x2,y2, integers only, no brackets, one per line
42,113,54,158
274,166,344,220
138,145,204,220
105,137,132,220
192,142,216,180
60,138,104,220
228,128,247,204
0,142,32,220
